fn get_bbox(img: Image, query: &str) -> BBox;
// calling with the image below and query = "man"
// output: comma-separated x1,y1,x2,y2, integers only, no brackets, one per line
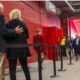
61,36,66,57
0,3,23,80
73,35,80,61
65,36,72,59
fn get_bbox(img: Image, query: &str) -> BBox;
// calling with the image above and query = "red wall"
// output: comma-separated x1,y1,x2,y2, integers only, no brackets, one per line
0,1,60,68
70,18,80,38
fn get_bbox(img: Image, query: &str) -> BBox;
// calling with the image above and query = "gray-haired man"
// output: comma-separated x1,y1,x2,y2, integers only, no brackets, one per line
0,3,23,80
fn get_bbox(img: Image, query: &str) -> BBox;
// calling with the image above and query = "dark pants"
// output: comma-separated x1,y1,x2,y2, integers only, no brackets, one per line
57,46,61,59
8,57,31,80
61,46,66,57
74,45,80,60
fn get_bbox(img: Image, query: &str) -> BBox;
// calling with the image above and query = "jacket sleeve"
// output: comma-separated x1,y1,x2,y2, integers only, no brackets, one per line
0,24,16,36
22,22,29,39
33,35,36,43
24,26,29,39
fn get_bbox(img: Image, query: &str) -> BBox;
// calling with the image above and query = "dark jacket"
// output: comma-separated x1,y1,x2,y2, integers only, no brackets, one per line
65,39,71,48
73,37,80,54
33,34,44,52
73,38,80,47
0,14,16,52
6,19,31,59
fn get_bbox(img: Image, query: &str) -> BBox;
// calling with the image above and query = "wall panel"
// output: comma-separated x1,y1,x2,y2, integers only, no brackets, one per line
0,1,60,68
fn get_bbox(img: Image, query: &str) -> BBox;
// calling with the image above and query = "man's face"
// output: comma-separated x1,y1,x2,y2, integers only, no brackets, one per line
0,7,3,14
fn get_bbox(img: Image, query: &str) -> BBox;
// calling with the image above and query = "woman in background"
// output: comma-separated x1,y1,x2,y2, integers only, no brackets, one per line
6,9,31,80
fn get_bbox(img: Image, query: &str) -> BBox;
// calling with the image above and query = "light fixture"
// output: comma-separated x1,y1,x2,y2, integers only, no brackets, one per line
65,0,75,12
45,1,56,14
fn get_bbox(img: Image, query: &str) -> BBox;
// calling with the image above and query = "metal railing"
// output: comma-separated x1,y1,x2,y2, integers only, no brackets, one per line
1,43,57,80
1,43,73,80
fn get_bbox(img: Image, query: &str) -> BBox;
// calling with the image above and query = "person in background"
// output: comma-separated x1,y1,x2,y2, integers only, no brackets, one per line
6,9,31,80
71,37,75,57
60,36,66,58
65,36,72,59
73,35,80,61
0,3,23,80
33,28,46,64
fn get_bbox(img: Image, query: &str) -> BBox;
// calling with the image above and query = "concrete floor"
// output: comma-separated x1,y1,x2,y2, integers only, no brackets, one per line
5,58,80,80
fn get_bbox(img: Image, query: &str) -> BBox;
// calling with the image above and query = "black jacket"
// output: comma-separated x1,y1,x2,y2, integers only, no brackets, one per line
65,39,71,48
0,14,16,52
6,19,31,59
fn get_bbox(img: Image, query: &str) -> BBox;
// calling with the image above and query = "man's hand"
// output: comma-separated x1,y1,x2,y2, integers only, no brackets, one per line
15,26,23,34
